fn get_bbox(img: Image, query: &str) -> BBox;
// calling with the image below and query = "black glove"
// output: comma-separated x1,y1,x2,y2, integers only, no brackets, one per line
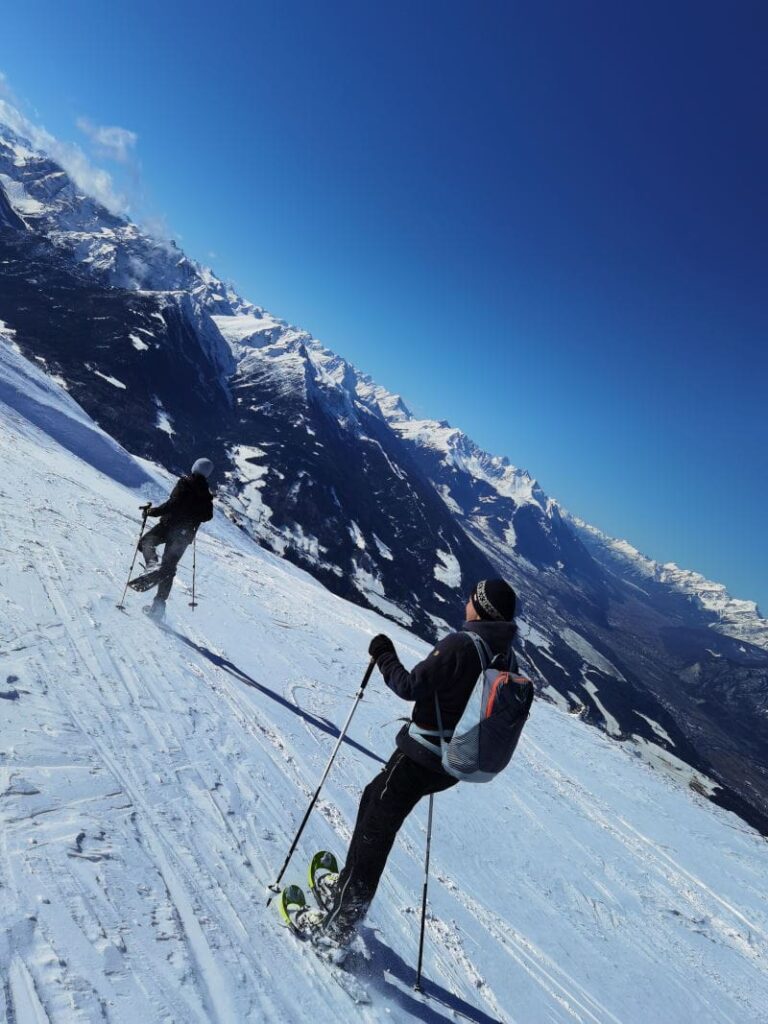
369,634,395,663
140,503,152,515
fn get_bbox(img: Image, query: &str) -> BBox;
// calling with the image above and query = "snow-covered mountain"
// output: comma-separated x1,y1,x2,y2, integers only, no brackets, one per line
570,516,768,649
2,301,768,1024
1,113,767,838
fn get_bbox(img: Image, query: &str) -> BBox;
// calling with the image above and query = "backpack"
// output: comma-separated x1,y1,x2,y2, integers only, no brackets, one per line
434,632,533,783
179,476,213,524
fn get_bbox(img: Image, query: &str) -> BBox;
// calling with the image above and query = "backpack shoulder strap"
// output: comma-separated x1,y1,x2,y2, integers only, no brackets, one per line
433,631,491,746
462,630,491,672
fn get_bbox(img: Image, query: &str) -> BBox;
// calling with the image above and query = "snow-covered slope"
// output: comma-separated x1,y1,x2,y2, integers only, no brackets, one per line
2,305,768,1024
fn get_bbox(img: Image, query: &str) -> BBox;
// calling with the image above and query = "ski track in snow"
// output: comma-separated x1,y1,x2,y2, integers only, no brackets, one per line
1,360,768,1023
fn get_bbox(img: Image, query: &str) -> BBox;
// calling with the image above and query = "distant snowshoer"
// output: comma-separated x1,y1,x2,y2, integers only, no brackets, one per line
135,458,214,618
316,579,532,947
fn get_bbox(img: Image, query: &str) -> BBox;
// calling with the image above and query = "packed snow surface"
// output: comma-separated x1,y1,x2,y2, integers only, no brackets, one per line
561,627,627,683
434,549,462,588
2,344,768,1023
92,370,127,390
0,172,45,215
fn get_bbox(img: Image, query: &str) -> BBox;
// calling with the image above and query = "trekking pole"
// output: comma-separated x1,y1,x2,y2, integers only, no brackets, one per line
414,793,435,993
117,505,150,610
189,534,198,609
266,657,376,904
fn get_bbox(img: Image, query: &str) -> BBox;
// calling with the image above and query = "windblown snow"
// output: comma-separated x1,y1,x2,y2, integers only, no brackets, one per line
1,328,767,1024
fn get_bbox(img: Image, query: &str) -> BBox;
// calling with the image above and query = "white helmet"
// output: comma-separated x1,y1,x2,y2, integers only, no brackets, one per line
191,458,214,478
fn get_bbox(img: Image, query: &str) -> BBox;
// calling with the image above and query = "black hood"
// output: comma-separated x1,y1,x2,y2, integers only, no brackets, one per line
462,619,516,658
188,472,212,492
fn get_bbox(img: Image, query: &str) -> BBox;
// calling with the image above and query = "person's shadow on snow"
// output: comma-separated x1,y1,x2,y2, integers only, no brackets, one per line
165,627,386,767
358,927,507,1024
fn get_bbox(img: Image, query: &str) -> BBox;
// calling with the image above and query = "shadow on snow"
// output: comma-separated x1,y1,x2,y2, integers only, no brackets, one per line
166,627,387,767
359,929,505,1024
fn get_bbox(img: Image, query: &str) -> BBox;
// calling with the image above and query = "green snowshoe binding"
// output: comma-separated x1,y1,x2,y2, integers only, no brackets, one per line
277,884,325,937
308,850,340,912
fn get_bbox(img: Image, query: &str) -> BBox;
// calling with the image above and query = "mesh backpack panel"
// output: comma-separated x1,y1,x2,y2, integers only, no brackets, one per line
436,632,533,783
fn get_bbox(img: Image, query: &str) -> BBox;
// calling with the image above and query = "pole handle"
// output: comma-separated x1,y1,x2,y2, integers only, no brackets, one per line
359,657,376,692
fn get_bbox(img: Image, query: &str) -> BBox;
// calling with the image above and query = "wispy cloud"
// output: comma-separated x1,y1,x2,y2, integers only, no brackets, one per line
0,71,18,102
76,117,138,164
0,73,137,215
0,104,127,215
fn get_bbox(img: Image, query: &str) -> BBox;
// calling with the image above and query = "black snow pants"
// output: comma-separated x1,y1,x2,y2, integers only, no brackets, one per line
324,750,457,941
139,521,195,602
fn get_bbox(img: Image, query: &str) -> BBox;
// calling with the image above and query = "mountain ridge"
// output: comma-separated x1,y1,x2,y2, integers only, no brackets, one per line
2,111,767,836
1,112,763,640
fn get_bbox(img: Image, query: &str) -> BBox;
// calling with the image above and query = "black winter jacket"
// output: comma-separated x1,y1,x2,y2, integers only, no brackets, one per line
150,473,214,528
377,620,519,774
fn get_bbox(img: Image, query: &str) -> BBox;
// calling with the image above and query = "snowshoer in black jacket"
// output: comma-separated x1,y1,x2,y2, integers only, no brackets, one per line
321,578,519,945
139,458,214,618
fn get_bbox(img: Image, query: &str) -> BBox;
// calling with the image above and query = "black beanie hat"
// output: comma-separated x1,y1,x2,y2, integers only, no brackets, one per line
471,579,517,622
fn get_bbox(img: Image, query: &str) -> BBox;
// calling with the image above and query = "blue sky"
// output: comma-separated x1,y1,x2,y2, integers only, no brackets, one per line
2,1,767,612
